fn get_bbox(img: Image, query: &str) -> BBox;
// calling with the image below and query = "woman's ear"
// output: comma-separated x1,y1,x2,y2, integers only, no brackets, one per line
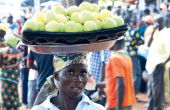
53,71,59,81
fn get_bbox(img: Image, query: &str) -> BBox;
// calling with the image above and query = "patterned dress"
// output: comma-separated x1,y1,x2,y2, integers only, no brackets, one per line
0,48,23,110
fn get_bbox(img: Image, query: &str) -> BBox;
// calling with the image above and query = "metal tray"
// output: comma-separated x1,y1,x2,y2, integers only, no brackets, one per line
28,40,117,54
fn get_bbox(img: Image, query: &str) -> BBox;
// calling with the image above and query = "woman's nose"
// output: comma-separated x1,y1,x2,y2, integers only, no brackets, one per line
73,75,82,82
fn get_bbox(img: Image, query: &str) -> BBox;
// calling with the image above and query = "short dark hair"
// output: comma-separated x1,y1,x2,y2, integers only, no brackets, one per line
110,38,125,51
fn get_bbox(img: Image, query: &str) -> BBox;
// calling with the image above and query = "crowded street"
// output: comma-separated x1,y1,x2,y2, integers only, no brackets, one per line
0,0,170,110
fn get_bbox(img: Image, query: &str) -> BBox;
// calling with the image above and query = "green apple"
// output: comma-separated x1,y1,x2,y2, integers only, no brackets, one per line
52,5,67,16
95,20,102,30
112,17,124,26
92,12,99,21
70,12,81,23
65,21,79,32
79,11,94,24
56,14,68,23
45,20,65,32
33,12,44,22
66,16,70,21
99,9,113,21
37,22,45,31
67,6,80,16
79,2,93,11
22,19,38,31
44,11,57,23
76,23,84,32
84,20,98,31
102,18,117,29
92,4,99,12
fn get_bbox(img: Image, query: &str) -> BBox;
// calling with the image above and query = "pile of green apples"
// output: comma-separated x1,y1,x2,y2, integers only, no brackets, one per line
22,2,124,32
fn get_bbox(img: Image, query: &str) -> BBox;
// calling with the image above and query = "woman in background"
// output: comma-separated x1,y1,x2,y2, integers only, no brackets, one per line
0,32,22,110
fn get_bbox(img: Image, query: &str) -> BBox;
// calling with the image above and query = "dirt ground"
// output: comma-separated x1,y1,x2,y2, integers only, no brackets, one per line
133,93,170,110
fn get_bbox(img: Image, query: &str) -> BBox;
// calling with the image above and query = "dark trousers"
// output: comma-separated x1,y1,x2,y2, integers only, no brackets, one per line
131,56,142,94
20,68,29,105
147,72,164,110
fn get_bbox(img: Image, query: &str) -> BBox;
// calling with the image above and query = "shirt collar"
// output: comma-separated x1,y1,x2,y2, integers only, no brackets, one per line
42,93,91,109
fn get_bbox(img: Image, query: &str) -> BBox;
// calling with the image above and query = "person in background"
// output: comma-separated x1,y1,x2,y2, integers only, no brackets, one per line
27,49,38,109
6,15,18,34
17,42,29,108
100,39,136,110
124,17,144,98
31,53,105,110
146,14,168,110
86,50,111,106
0,33,22,110
27,50,54,103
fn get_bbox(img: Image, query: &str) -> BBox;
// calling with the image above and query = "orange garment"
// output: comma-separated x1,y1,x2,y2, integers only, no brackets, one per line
105,52,136,108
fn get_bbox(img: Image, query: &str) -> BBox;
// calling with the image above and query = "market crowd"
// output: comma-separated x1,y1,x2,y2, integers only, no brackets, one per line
0,2,170,110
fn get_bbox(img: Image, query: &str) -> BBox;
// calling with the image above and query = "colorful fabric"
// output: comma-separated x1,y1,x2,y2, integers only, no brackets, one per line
125,27,144,56
53,53,86,72
0,48,22,110
105,52,136,108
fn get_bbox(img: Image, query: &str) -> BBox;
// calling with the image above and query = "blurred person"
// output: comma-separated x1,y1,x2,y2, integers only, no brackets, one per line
0,24,7,48
16,42,29,108
146,14,169,110
143,15,154,44
86,50,111,106
27,50,38,109
27,50,54,103
160,3,168,13
124,18,144,97
163,12,170,105
6,15,18,34
31,53,105,110
98,39,136,110
106,39,136,110
0,33,22,110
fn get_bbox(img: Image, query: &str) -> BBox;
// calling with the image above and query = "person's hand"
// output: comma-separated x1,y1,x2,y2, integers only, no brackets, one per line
97,88,106,99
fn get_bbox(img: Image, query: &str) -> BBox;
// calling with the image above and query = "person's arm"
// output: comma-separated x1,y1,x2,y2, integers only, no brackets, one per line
116,77,125,110
27,59,37,70
27,51,37,70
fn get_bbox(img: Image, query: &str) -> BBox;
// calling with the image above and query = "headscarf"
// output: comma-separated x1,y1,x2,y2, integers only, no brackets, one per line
53,53,87,73
34,53,96,106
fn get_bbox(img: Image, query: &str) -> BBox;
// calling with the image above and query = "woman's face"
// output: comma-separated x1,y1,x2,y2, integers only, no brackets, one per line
56,64,88,98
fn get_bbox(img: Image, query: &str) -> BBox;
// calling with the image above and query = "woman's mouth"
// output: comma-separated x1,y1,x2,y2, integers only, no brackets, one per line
71,87,82,93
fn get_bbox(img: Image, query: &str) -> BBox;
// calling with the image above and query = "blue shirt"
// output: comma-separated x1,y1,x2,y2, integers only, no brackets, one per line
87,50,111,83
28,51,54,89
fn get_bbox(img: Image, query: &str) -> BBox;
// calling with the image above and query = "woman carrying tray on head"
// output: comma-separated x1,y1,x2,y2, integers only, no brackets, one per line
31,53,105,110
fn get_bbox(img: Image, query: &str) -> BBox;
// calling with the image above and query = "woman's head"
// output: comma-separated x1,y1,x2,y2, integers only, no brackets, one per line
53,53,89,98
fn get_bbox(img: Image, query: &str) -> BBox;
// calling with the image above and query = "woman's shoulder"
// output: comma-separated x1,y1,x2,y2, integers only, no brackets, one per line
80,93,105,110
89,102,106,110
31,93,59,110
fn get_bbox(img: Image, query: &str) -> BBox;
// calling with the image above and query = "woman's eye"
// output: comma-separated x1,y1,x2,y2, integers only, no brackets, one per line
80,72,87,77
68,71,74,75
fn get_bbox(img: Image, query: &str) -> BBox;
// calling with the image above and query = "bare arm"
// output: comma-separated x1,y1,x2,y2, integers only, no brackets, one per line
116,77,125,110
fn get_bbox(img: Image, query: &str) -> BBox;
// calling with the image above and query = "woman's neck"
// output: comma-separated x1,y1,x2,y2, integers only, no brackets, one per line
52,92,82,110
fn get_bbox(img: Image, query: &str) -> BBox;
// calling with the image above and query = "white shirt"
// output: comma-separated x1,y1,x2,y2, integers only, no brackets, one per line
146,28,170,74
31,93,105,110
